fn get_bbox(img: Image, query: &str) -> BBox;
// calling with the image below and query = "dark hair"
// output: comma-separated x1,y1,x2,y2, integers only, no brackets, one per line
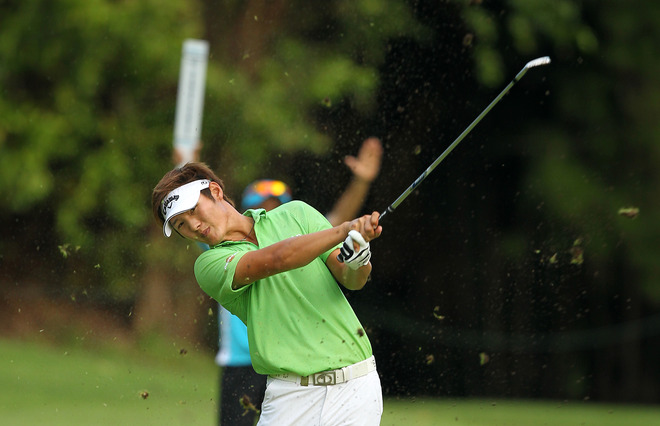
151,162,235,225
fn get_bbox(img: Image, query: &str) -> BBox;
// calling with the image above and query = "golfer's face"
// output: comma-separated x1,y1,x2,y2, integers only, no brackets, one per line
170,195,223,244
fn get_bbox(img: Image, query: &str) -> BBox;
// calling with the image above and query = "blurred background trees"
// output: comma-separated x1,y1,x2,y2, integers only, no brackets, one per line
1,0,659,402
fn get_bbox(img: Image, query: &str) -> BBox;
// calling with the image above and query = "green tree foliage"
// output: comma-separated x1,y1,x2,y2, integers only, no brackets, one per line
199,0,430,186
0,0,429,299
462,0,660,301
312,0,659,401
1,0,204,297
2,0,660,401
460,0,597,86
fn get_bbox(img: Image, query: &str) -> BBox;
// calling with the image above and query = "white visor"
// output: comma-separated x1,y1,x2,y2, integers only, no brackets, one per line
161,179,210,237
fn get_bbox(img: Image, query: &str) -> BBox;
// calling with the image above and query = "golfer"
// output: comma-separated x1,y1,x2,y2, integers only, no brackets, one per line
152,162,383,425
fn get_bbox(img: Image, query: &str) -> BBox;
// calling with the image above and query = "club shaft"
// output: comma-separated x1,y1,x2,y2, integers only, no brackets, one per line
379,60,543,222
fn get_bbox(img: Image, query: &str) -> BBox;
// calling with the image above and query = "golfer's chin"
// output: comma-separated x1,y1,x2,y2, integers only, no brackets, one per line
200,232,222,246
206,237,222,246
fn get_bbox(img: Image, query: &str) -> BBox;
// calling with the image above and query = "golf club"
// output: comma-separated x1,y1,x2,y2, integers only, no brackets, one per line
379,56,551,222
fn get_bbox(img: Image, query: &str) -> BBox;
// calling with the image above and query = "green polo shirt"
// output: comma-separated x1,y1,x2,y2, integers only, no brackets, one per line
194,200,373,376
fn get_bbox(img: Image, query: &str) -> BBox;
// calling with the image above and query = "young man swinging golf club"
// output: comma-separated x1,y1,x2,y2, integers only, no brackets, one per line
152,162,383,425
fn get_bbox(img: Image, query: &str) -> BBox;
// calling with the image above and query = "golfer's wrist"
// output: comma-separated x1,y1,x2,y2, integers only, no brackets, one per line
339,221,353,237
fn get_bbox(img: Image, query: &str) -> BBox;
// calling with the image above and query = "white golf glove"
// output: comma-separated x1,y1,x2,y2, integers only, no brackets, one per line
337,230,371,270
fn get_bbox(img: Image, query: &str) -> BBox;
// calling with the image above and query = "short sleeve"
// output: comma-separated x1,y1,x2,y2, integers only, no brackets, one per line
194,245,251,307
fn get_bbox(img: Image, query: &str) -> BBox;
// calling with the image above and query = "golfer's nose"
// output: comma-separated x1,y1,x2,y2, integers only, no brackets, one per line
190,217,203,233
180,216,200,233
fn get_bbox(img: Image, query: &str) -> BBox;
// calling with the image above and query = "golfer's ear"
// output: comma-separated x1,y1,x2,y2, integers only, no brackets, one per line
209,181,224,201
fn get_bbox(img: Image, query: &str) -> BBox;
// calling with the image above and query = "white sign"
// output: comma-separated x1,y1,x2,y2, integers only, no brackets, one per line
173,39,209,165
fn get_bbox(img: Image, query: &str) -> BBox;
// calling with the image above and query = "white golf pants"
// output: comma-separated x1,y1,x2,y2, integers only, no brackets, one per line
257,369,382,426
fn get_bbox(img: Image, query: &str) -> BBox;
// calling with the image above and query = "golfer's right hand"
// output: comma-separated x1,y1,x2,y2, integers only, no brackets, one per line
352,211,381,242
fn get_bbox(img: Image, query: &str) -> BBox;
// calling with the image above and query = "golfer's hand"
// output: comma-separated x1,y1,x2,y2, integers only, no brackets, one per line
354,211,381,241
337,230,371,269
337,212,381,266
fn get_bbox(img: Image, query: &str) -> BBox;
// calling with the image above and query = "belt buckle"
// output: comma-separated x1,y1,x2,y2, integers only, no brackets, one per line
312,371,337,386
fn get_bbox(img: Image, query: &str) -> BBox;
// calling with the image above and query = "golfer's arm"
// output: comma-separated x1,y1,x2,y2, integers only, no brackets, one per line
326,250,372,290
232,225,349,289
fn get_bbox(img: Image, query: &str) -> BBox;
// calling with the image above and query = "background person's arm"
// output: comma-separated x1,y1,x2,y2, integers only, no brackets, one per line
325,137,383,226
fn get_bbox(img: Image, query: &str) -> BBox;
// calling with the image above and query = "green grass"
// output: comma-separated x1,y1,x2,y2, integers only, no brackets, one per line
2,337,660,425
1,336,217,425
380,398,660,426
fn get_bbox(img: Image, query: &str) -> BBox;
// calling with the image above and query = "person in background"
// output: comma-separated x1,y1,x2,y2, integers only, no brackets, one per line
215,137,383,425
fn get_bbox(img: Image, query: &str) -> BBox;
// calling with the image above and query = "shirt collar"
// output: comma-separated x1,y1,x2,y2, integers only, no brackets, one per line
209,208,267,249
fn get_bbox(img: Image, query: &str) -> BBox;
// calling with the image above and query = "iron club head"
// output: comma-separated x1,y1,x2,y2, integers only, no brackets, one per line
525,56,551,69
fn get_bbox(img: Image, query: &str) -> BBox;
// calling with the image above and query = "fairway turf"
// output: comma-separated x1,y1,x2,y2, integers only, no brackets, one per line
2,338,659,425
1,337,217,425
380,398,660,426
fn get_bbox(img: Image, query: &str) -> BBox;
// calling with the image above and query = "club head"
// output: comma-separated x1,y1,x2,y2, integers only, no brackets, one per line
525,56,551,69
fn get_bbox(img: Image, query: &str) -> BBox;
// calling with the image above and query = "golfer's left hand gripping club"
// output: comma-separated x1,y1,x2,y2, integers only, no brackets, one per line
378,56,551,222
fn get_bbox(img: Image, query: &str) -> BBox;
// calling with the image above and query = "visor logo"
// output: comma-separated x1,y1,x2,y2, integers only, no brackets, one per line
162,194,180,216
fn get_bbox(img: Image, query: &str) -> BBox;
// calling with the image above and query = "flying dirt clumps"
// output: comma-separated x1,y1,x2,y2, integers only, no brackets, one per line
570,238,584,265
618,207,639,219
240,394,260,415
